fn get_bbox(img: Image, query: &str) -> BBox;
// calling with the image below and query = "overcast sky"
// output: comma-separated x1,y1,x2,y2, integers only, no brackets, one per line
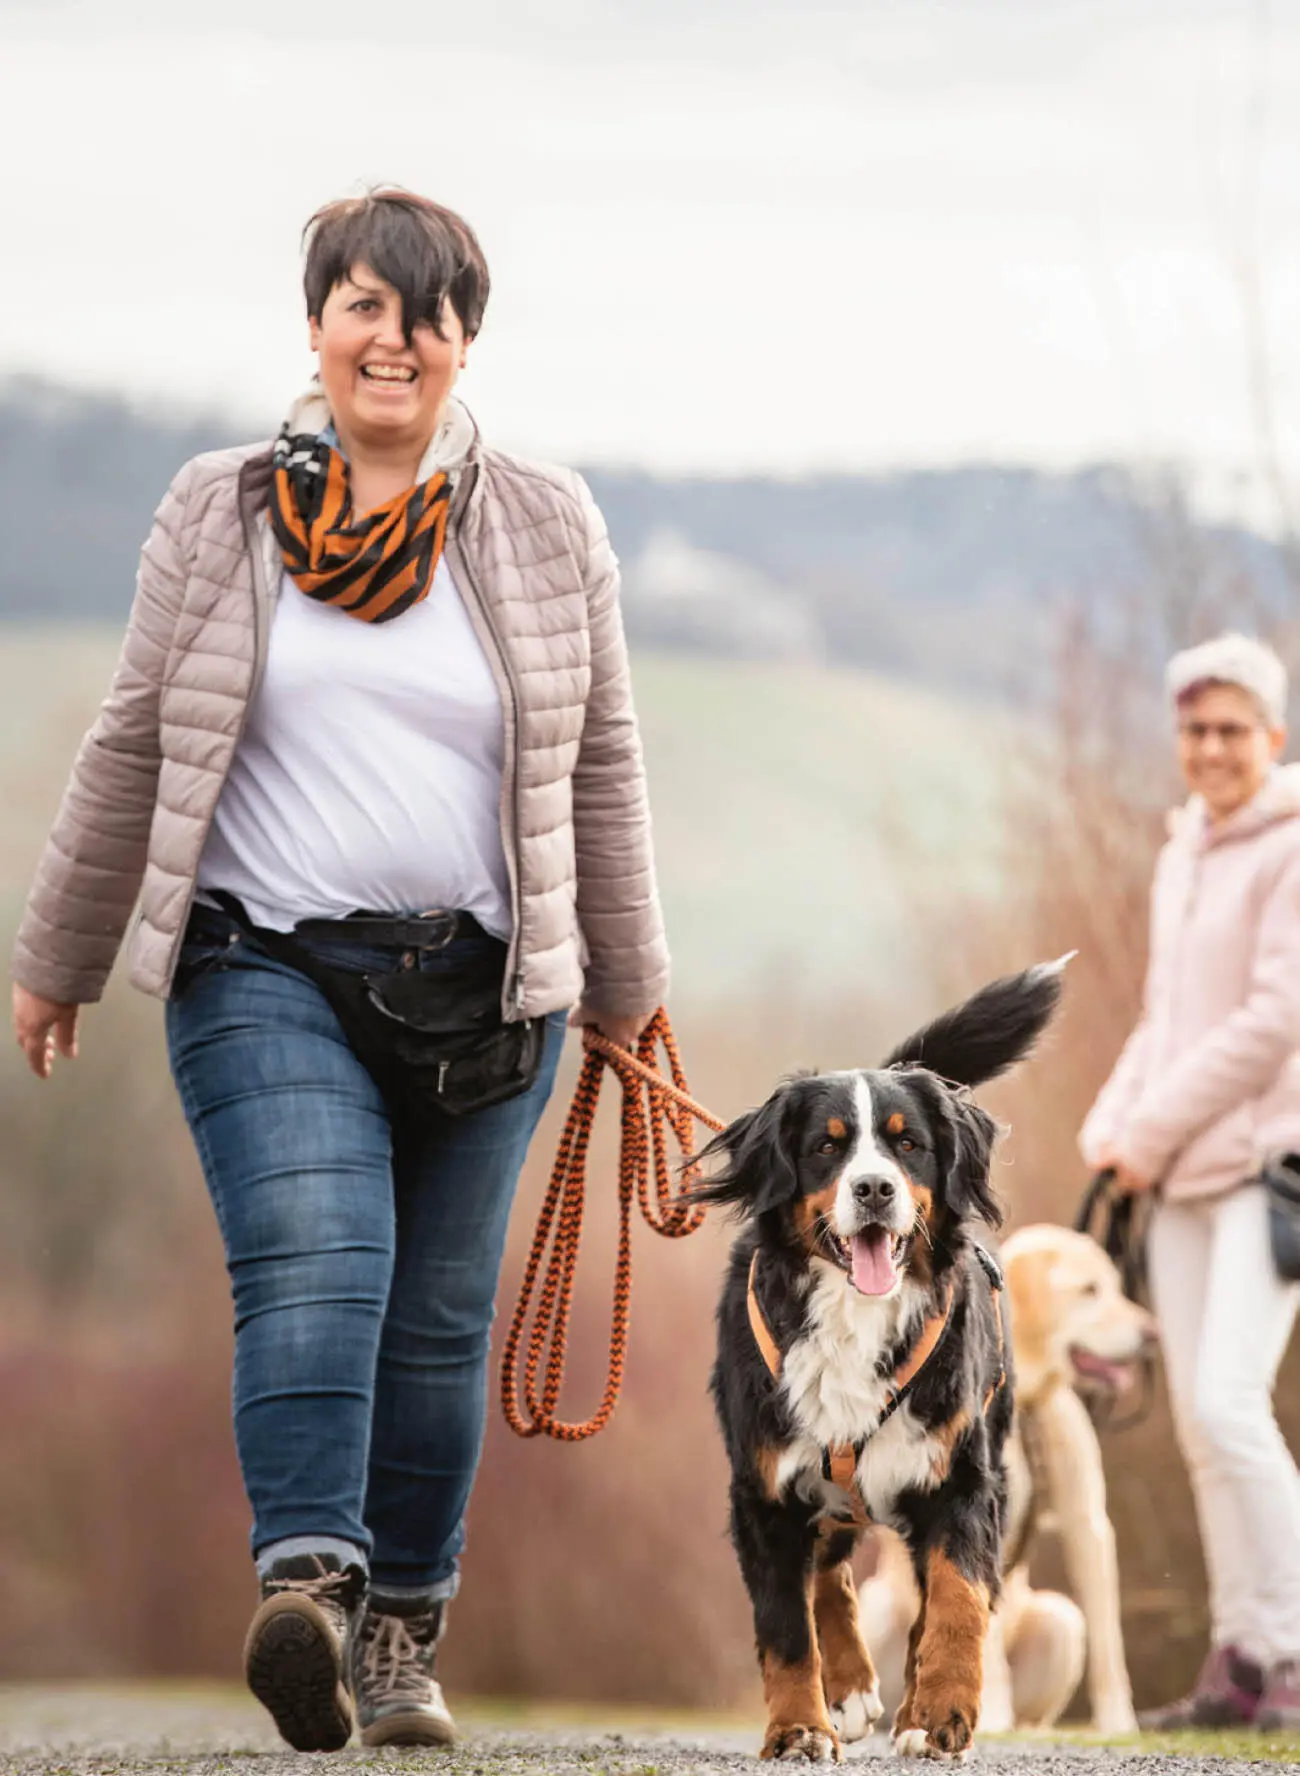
3,0,1300,503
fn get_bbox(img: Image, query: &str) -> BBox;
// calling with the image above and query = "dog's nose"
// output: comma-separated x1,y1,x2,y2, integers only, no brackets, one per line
851,1175,896,1211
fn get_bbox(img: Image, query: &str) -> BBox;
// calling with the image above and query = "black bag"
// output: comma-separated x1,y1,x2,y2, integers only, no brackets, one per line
1258,1152,1300,1282
210,898,545,1121
1073,1168,1152,1306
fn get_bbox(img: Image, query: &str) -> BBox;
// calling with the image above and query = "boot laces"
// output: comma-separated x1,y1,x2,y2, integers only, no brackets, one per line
263,1560,354,1630
358,1612,439,1705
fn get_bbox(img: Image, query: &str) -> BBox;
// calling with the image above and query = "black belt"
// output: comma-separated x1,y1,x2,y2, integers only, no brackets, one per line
294,911,488,950
207,893,489,953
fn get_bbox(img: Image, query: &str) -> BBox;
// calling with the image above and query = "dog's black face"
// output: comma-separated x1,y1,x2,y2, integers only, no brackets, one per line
696,1066,1000,1299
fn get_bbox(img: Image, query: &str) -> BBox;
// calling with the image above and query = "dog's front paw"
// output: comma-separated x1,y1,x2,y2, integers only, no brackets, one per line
892,1719,971,1762
830,1687,883,1743
761,1722,841,1762
893,1727,931,1759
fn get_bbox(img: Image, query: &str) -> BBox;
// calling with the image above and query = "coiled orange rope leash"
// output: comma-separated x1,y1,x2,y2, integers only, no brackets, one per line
500,1007,725,1441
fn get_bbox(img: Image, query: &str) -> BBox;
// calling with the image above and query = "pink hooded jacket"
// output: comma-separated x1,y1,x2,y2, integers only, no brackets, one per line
1080,763,1300,1200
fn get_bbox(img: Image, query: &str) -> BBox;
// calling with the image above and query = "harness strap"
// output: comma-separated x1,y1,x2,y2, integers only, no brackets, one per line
746,1244,1004,1527
746,1255,783,1379
985,1287,1007,1411
820,1440,871,1528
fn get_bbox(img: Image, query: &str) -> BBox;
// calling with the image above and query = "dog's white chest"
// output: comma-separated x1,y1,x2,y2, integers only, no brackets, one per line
775,1269,945,1519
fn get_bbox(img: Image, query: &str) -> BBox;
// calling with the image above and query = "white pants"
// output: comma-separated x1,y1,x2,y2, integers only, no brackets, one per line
1148,1184,1300,1667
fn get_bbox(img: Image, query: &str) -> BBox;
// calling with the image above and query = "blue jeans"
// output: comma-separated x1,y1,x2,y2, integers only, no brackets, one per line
165,904,566,1598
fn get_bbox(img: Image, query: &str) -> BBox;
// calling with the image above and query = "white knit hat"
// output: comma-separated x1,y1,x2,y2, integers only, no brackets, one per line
1165,632,1288,727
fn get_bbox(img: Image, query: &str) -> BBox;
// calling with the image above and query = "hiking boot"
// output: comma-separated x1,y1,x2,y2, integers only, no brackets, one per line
1258,1658,1300,1733
1138,1643,1264,1730
349,1592,456,1747
243,1553,365,1752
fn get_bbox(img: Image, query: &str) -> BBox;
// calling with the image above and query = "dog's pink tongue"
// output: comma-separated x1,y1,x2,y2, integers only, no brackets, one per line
850,1228,897,1295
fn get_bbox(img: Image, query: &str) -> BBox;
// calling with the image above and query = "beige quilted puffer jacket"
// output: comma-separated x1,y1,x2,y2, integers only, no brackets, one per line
12,434,669,1021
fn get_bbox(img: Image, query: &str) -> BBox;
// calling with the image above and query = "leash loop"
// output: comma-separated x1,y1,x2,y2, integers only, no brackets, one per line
500,1007,724,1442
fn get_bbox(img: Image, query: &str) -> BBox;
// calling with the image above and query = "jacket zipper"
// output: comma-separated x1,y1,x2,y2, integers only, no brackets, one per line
446,463,527,1021
161,464,272,992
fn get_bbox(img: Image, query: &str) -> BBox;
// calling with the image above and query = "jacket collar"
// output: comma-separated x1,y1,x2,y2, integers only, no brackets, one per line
1169,761,1300,851
237,393,484,523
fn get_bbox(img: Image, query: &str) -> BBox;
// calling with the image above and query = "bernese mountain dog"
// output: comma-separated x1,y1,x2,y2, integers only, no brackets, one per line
693,962,1065,1762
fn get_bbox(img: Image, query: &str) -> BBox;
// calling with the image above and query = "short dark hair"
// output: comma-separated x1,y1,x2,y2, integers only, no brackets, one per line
302,188,490,341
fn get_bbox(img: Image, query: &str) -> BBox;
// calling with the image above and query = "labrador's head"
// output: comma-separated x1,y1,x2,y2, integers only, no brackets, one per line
1002,1223,1158,1404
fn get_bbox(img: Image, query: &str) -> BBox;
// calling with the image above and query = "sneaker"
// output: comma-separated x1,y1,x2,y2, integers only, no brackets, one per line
1138,1643,1264,1730
243,1553,365,1752
1258,1658,1300,1733
349,1592,457,1748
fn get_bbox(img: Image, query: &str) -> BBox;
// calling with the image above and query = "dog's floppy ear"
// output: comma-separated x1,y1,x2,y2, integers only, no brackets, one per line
918,1074,1003,1230
946,1095,1003,1228
690,1083,804,1217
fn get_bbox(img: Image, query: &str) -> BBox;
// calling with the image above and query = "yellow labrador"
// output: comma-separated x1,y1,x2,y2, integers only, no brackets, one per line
858,1223,1157,1734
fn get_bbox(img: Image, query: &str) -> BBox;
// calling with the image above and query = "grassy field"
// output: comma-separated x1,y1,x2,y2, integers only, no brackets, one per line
0,629,1012,1007
1047,1725,1300,1763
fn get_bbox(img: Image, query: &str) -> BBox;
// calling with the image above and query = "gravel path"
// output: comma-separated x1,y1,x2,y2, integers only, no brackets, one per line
0,1688,1294,1776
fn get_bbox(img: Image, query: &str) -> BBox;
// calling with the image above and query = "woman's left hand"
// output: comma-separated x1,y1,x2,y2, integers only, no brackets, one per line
570,1007,656,1053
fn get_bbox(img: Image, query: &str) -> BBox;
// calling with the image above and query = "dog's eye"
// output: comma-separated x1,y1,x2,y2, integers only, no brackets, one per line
815,1138,840,1156
898,1136,916,1153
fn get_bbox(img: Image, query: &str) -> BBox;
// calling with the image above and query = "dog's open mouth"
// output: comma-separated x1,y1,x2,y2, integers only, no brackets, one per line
1068,1345,1136,1393
820,1226,909,1296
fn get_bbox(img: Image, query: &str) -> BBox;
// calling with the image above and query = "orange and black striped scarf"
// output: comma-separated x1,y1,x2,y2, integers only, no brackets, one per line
270,428,453,624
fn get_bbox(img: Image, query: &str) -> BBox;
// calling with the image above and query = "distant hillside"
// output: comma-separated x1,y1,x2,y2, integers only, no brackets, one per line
2,376,1289,696
0,631,1011,1008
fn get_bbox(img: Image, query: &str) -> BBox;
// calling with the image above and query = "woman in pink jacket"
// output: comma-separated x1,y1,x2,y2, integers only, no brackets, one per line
1081,632,1300,1733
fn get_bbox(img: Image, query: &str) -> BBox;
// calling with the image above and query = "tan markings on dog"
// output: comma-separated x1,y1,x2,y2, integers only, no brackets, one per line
753,1444,786,1502
911,1548,990,1755
887,1111,906,1135
827,1116,846,1139
793,1179,841,1255
904,1177,935,1285
813,1560,878,1707
760,1596,839,1763
928,1407,973,1483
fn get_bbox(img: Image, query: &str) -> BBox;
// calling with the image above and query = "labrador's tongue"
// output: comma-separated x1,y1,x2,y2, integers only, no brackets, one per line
1073,1349,1134,1393
850,1227,898,1295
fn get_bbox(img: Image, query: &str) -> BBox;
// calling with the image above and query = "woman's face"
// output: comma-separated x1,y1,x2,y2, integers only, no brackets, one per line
308,262,469,458
1176,681,1284,820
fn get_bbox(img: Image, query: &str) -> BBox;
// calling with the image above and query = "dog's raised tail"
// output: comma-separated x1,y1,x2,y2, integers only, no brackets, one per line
881,955,1071,1087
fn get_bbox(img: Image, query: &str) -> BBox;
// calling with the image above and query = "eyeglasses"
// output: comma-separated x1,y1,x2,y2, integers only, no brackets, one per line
1178,720,1263,746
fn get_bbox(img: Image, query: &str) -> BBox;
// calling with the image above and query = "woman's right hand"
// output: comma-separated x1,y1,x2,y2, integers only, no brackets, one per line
12,984,80,1079
1096,1144,1153,1195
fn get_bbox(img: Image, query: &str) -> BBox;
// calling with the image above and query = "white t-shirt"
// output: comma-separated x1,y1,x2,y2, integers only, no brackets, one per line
196,557,512,937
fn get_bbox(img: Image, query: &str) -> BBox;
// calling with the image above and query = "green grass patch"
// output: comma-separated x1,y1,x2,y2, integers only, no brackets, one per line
1015,1724,1300,1762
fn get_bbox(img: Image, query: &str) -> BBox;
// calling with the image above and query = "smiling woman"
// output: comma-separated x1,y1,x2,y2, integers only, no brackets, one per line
1080,631,1300,1734
10,187,669,1753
